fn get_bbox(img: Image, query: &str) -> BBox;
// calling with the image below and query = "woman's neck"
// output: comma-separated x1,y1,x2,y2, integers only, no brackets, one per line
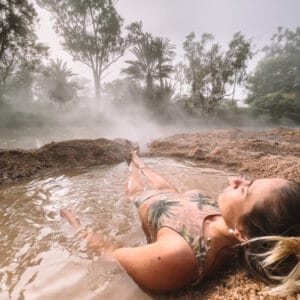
209,215,239,246
203,215,240,275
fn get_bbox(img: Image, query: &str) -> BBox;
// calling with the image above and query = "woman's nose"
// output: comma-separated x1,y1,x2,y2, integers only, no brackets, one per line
228,177,240,188
228,176,249,188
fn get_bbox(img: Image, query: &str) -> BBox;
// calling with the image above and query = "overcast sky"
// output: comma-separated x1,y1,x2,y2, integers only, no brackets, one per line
35,0,300,97
117,0,299,52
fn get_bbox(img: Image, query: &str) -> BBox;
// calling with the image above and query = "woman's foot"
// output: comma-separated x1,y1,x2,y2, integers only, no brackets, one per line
125,140,148,169
131,153,146,169
125,140,140,165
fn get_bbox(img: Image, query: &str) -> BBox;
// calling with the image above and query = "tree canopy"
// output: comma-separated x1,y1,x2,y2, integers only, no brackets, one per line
247,27,300,121
0,0,47,101
2,0,298,125
183,32,253,114
122,34,175,94
247,27,300,97
36,59,80,104
37,0,142,100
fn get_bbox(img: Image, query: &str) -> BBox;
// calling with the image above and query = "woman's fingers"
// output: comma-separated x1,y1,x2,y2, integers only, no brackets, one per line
60,209,81,227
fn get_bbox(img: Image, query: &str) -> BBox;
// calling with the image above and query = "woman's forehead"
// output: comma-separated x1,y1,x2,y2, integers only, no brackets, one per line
248,178,287,195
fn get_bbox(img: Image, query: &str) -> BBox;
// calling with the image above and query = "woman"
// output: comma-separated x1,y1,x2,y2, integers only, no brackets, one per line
60,145,300,296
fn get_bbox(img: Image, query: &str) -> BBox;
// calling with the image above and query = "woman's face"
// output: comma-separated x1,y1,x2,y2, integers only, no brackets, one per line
218,177,287,229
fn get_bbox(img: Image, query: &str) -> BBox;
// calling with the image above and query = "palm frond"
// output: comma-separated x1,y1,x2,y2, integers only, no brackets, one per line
147,200,181,230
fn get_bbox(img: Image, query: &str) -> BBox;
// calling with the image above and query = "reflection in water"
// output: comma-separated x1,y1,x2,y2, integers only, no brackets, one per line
0,158,232,300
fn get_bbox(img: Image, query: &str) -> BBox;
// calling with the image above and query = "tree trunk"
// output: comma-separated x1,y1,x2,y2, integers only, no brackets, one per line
146,72,153,97
93,71,101,100
159,76,163,90
232,70,237,102
159,63,163,89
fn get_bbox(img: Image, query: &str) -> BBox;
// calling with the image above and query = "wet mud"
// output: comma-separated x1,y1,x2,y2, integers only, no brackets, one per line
0,138,130,185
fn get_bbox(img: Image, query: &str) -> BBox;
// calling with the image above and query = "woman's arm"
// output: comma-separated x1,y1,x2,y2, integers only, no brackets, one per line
60,210,196,293
60,209,119,255
114,228,196,292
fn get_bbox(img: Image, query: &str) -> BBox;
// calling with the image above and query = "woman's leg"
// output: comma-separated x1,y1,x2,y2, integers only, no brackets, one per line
131,151,178,192
124,161,145,199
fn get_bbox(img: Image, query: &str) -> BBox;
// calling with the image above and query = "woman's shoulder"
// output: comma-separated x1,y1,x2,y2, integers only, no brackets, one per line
114,227,197,292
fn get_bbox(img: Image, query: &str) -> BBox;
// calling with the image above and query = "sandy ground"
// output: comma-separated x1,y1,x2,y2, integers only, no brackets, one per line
148,128,300,182
0,128,299,299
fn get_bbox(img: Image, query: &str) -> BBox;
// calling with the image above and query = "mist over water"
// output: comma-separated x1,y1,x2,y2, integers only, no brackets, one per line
1,92,293,150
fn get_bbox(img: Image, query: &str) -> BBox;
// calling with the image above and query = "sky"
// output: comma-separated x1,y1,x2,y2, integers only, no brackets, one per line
35,0,300,99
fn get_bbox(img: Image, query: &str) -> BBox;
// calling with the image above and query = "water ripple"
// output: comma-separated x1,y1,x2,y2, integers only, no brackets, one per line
0,157,231,299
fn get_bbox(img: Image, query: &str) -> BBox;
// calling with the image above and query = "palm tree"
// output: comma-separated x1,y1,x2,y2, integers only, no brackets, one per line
122,35,176,96
38,59,80,104
153,37,175,89
122,34,157,95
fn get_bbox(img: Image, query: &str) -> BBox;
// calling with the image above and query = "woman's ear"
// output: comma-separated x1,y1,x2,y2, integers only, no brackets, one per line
233,228,248,243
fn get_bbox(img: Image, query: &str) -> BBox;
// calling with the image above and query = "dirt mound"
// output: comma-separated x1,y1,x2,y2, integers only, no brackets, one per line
2,128,298,185
0,138,130,184
148,128,300,182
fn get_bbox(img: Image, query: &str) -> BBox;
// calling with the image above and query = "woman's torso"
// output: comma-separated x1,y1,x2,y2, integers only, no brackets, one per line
135,189,220,281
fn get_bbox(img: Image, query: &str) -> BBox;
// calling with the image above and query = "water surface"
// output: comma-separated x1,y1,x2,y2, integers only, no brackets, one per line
0,158,232,300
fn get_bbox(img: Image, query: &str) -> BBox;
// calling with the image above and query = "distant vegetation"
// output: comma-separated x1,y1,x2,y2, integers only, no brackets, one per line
0,0,299,128
246,27,300,123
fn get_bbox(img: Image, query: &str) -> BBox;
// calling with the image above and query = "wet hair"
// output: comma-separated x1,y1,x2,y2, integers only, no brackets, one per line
240,180,300,296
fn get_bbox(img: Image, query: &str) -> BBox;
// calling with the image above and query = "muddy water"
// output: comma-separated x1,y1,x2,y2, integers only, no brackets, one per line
0,158,232,300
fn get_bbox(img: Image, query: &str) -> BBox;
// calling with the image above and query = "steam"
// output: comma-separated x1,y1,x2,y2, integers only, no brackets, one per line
1,83,295,151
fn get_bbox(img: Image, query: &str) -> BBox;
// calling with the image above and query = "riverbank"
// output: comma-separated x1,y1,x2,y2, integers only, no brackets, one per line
148,127,300,181
1,128,299,185
0,138,129,185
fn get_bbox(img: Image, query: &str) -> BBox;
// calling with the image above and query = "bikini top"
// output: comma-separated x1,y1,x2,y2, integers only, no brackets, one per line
136,190,220,282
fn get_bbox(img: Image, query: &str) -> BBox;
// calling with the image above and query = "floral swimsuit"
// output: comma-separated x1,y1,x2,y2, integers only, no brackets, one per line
135,189,220,283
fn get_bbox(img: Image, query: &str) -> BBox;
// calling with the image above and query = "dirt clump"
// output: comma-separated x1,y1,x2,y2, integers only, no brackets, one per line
148,128,300,182
0,138,130,185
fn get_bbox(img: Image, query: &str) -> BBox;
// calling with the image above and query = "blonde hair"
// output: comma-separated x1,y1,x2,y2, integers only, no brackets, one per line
240,180,300,296
245,236,300,296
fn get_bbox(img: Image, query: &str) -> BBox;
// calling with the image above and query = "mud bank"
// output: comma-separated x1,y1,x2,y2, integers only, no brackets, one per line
0,138,129,184
1,128,298,185
149,128,300,182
